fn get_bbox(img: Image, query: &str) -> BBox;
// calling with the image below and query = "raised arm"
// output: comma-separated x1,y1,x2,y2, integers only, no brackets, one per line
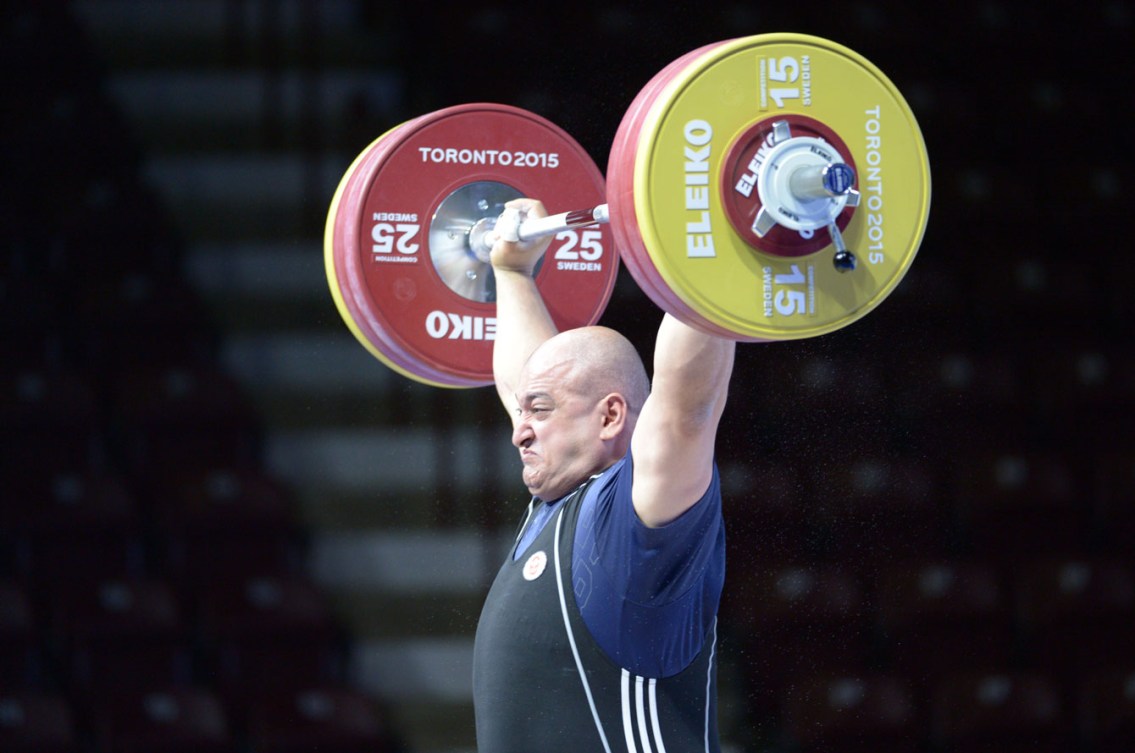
489,199,557,425
631,314,735,527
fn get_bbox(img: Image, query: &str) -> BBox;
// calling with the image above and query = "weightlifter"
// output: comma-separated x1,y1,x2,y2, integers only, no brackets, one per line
472,198,736,751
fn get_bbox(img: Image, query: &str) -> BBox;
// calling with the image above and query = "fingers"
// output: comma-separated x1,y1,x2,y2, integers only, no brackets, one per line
490,198,552,274
503,197,547,218
496,206,522,243
498,198,549,240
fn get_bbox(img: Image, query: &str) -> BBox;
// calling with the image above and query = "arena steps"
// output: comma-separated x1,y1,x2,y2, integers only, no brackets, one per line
69,0,394,71
70,1,500,750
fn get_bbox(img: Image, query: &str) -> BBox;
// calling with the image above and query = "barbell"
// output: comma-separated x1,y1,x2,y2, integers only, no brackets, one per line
325,33,931,388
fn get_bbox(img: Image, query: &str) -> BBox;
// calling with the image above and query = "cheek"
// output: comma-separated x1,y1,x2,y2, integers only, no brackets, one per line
534,425,566,458
557,427,590,463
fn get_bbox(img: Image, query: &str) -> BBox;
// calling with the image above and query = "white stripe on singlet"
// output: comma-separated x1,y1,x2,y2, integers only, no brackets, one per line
620,670,669,753
635,675,654,753
703,619,718,752
648,677,667,753
553,506,613,753
621,670,637,753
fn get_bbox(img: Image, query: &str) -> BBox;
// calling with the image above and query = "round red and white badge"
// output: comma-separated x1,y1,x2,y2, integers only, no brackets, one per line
523,551,548,581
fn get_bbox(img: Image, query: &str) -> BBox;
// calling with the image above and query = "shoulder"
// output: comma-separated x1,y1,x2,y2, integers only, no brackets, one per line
576,451,723,556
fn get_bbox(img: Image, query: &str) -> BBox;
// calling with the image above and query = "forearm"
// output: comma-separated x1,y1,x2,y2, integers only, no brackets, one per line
492,269,558,413
487,199,558,414
651,313,735,433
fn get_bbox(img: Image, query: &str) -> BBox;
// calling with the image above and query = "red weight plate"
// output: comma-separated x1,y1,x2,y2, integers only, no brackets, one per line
329,104,615,387
329,115,478,385
327,116,439,383
606,41,747,341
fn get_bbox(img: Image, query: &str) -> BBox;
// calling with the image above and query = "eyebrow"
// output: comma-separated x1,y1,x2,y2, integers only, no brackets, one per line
517,391,553,407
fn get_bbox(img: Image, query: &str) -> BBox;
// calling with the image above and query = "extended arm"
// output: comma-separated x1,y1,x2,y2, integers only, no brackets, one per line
489,199,557,425
631,314,735,527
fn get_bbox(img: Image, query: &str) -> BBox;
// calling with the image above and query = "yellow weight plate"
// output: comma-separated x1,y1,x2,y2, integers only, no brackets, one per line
633,33,931,340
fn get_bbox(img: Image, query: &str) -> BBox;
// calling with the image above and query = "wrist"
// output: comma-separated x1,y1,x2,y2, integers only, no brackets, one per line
492,264,537,278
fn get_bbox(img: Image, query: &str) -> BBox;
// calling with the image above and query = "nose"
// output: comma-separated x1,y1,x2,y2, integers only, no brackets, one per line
512,417,533,449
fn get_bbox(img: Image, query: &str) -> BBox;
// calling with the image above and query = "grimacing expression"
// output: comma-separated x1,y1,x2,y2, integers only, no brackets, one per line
511,357,607,501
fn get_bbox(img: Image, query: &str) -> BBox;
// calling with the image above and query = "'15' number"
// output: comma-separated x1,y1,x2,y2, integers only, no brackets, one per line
768,56,800,109
774,264,807,316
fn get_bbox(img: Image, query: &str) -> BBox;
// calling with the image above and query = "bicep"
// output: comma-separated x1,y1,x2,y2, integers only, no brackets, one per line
631,315,733,527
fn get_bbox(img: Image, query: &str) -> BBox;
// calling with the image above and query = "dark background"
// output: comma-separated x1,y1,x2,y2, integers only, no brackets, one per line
2,1,1133,752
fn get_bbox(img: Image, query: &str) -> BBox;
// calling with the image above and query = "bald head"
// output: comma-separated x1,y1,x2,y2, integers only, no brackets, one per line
525,326,651,415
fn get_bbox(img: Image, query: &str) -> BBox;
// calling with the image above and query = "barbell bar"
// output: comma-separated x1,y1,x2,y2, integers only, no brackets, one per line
474,144,862,272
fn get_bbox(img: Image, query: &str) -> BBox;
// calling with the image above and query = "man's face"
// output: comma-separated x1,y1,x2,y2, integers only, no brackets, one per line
511,356,604,502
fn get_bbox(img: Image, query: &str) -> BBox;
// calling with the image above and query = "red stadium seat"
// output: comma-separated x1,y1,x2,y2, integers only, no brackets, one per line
0,280,66,370
875,560,1015,688
1031,347,1135,413
956,449,1092,562
47,577,192,698
804,455,947,575
2,469,144,586
731,564,872,720
244,686,399,753
72,274,218,374
1094,448,1135,557
90,688,236,753
889,350,1024,423
719,460,809,570
0,370,102,478
1013,559,1135,682
1077,669,1135,753
0,581,43,691
930,672,1072,753
782,674,922,753
149,466,301,588
110,366,261,482
195,575,345,709
0,692,79,753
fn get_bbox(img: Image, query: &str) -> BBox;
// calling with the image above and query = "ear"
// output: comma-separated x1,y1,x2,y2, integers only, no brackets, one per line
597,393,629,441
